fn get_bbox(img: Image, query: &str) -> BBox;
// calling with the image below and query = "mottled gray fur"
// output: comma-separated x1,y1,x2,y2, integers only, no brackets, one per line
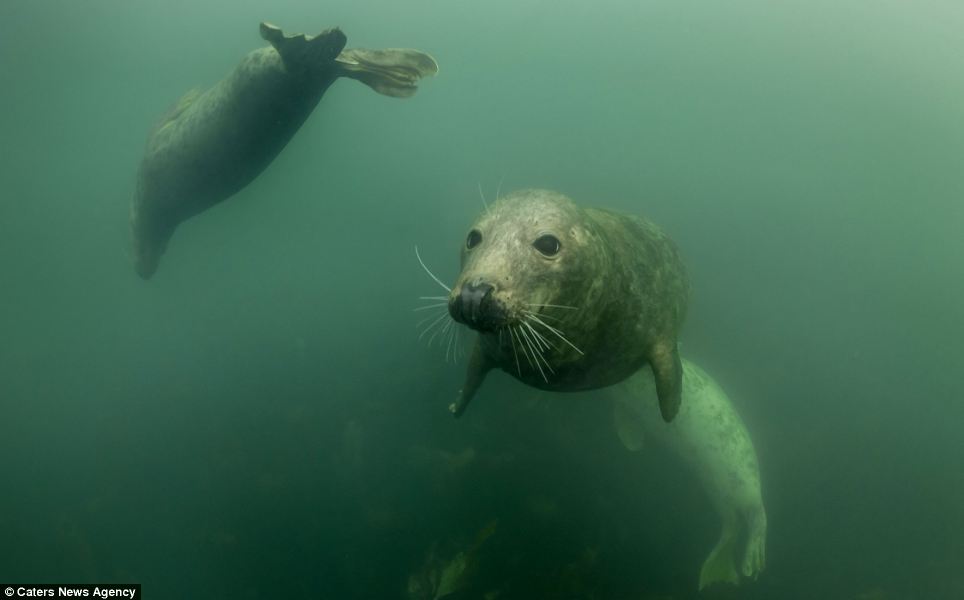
449,189,689,421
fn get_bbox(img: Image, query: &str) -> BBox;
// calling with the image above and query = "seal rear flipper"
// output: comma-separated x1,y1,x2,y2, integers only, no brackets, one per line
649,341,683,422
741,506,767,579
450,335,491,417
334,48,438,98
699,516,741,590
259,22,347,73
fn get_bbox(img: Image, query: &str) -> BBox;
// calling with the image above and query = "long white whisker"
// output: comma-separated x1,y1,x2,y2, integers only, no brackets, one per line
524,319,554,352
477,182,489,213
415,246,451,293
419,296,449,301
522,320,548,350
418,312,449,341
519,325,549,382
512,327,535,370
417,310,448,331
525,324,553,367
414,303,448,312
521,320,541,351
445,324,456,362
523,309,563,323
495,176,504,202
525,303,578,310
526,313,585,355
522,323,554,374
507,327,521,376
430,318,453,348
416,312,445,329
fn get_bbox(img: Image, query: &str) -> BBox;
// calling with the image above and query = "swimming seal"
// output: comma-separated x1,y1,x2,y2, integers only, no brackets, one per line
613,360,767,589
130,22,438,279
442,188,689,421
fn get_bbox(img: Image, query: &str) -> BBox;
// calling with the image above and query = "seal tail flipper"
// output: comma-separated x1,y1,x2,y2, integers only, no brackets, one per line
649,341,683,422
741,506,767,579
698,517,741,590
334,48,438,98
259,22,347,72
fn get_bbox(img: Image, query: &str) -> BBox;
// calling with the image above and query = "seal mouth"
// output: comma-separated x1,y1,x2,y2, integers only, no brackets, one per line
449,282,507,332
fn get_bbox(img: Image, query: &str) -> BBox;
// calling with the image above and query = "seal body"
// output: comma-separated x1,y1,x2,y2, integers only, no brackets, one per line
131,23,437,279
612,360,767,589
447,189,689,421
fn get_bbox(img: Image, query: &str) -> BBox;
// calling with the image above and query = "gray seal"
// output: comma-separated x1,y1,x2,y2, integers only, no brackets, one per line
613,360,767,588
131,22,438,279
444,188,689,421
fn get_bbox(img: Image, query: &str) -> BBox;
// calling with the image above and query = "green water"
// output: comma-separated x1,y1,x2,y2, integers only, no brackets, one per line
2,1,962,598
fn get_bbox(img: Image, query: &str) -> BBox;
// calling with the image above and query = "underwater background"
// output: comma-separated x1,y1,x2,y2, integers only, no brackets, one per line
1,0,963,598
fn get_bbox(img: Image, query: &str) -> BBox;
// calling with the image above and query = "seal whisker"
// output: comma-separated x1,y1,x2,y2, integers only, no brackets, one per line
415,246,451,292
495,176,504,202
506,326,521,376
430,317,454,348
518,325,550,382
417,310,448,332
524,319,556,352
522,319,548,351
414,303,449,312
416,311,447,330
419,295,449,301
445,322,456,362
525,314,585,355
525,303,579,310
523,309,563,323
418,311,450,341
528,325,555,372
477,182,490,213
512,327,535,371
523,323,555,375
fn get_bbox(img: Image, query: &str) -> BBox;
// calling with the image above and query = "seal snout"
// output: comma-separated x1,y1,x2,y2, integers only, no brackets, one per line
450,281,506,332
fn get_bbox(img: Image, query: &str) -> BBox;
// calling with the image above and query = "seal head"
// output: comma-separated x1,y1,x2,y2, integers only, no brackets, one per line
446,189,689,421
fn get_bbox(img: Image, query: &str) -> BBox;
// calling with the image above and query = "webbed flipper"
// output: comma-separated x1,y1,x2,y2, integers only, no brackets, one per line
259,22,347,73
699,515,741,590
335,48,438,98
450,335,491,417
649,340,683,422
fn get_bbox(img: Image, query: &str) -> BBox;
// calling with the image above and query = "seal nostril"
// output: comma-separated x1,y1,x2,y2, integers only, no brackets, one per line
456,282,496,328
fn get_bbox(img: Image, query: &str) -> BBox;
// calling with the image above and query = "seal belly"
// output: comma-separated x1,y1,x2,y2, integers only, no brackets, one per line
612,359,767,589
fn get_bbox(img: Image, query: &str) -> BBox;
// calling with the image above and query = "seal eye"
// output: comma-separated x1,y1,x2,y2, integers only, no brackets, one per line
466,229,482,250
533,234,561,257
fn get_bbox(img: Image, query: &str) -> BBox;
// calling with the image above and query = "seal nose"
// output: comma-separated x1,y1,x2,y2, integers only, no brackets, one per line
450,282,503,331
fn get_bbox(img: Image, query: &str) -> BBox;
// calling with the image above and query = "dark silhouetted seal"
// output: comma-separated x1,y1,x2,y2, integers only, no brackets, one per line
440,188,689,421
130,22,437,278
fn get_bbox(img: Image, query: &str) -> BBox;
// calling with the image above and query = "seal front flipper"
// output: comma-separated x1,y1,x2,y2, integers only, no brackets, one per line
450,335,492,417
335,48,438,98
649,340,683,422
259,22,347,73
